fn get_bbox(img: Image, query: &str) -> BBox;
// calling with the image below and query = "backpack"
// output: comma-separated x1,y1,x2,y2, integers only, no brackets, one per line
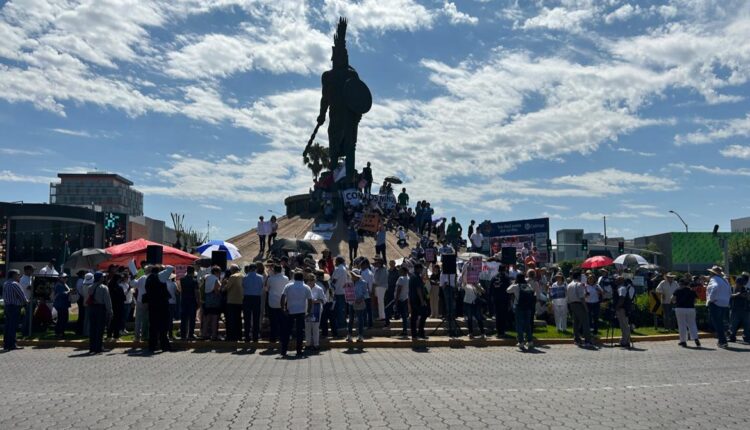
517,284,535,310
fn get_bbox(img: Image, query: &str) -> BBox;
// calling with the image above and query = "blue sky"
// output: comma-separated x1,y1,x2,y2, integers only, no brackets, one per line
1,0,749,241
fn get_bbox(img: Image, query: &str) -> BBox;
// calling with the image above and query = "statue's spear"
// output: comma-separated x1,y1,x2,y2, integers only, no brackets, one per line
303,123,321,157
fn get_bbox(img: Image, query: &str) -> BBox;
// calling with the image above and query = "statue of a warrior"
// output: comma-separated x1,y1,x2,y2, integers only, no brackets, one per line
305,17,371,185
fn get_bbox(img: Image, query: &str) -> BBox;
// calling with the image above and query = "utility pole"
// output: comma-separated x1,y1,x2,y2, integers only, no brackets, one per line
603,216,607,246
207,220,210,241
669,210,690,274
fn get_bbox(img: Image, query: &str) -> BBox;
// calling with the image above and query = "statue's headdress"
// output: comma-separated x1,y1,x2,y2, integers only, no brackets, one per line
332,17,348,67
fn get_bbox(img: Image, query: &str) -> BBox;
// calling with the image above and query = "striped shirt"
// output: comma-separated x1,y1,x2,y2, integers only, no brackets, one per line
3,280,29,306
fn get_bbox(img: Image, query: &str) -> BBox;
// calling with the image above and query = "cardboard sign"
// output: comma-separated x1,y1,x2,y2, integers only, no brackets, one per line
344,282,355,304
360,212,381,233
549,285,566,300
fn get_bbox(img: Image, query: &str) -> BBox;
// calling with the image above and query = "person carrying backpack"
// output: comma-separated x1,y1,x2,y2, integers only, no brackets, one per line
614,275,634,349
507,273,536,349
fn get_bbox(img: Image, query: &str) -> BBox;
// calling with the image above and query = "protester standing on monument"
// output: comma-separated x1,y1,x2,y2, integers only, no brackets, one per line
268,215,279,249
348,223,359,264
267,264,289,343
409,264,430,340
398,188,409,209
257,216,269,256
567,270,593,347
52,273,71,339
446,217,463,250
671,277,699,347
3,270,28,350
362,162,373,195
179,266,198,340
656,273,679,331
280,271,312,357
87,273,112,355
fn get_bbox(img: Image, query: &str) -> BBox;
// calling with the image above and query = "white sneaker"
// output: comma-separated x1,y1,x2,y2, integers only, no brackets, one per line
346,335,352,342
526,341,534,349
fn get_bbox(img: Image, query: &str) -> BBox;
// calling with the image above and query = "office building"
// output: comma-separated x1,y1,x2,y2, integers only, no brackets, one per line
50,172,144,217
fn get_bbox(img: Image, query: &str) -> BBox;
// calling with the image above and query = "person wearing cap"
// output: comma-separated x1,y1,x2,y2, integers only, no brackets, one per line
728,275,750,343
305,273,327,351
3,269,29,350
347,269,370,342
224,264,244,342
656,273,679,331
242,264,264,343
280,271,312,357
706,266,731,348
567,270,593,347
671,276,699,348
87,272,112,354
549,272,568,332
52,273,71,338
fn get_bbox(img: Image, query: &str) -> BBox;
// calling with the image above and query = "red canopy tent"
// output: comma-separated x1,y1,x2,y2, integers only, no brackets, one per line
100,239,198,268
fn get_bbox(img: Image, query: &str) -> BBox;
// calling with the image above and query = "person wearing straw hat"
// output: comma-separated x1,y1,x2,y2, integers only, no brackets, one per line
706,266,731,348
656,273,679,331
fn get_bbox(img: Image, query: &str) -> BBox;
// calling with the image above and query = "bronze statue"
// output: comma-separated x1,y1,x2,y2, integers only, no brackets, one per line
304,17,371,184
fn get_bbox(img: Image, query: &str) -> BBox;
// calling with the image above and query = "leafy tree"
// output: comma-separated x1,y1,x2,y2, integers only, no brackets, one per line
558,259,584,277
728,235,750,274
303,143,330,181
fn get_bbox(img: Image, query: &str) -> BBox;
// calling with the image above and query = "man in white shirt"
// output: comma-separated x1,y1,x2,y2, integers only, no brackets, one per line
266,264,289,343
359,259,375,328
280,271,312,357
566,270,592,347
656,273,679,331
469,230,484,252
38,259,59,276
257,216,269,256
133,270,149,342
19,265,34,337
706,266,731,348
331,257,350,337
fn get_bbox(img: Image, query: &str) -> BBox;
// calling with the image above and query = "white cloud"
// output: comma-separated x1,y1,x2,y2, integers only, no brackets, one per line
550,168,679,194
442,2,478,26
577,211,637,221
675,114,750,145
0,170,54,184
200,204,222,210
0,148,45,156
720,144,750,159
605,4,640,24
688,164,750,177
323,0,436,33
522,1,600,32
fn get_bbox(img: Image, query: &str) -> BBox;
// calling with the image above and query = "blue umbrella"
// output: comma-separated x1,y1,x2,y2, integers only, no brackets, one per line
197,240,242,260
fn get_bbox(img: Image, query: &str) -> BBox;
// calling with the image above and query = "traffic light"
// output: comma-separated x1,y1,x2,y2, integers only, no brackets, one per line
546,239,552,253
581,239,588,252
618,241,625,253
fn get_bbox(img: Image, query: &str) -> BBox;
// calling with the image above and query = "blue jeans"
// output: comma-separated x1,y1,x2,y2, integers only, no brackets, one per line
334,295,346,335
729,308,750,341
3,303,21,349
54,306,69,337
347,305,366,337
708,303,729,345
514,307,533,344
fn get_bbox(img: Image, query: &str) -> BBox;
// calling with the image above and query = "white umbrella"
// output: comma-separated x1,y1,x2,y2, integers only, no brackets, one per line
613,253,648,267
197,240,242,260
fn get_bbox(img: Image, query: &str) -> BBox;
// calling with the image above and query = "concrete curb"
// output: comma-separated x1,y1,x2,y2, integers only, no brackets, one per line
16,332,716,350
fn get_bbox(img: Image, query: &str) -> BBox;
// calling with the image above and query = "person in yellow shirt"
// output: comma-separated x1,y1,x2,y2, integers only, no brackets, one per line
224,265,245,341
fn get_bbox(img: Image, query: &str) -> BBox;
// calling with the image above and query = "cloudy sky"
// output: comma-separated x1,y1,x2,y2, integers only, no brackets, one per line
1,0,749,240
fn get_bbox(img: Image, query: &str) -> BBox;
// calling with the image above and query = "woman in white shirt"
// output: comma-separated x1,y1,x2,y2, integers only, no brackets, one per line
305,274,327,351
120,273,134,336
548,272,568,332
584,274,604,334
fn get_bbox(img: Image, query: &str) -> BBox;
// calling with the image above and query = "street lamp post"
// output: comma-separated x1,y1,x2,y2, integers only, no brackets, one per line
669,210,690,274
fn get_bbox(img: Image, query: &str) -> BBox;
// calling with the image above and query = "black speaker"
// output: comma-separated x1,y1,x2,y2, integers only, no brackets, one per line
442,253,457,275
501,247,517,265
211,250,228,271
146,245,163,265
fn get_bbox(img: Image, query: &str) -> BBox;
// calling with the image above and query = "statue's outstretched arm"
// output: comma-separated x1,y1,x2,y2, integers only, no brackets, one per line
317,75,329,125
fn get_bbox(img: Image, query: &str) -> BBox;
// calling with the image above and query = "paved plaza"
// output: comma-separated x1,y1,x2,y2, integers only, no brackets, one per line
1,341,749,429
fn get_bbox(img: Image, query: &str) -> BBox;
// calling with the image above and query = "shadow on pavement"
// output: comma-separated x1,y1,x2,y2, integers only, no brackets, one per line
342,348,367,354
410,346,429,353
232,348,257,355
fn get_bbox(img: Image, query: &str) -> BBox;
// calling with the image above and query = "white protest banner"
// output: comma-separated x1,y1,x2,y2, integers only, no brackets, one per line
342,189,363,206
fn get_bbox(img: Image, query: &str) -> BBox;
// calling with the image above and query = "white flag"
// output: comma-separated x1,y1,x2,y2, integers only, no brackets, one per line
333,163,346,182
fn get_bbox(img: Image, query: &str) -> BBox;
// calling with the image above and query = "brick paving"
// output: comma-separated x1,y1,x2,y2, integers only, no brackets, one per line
1,341,749,429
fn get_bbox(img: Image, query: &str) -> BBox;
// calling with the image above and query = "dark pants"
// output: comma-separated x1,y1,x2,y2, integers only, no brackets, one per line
243,296,261,342
410,304,429,338
569,302,591,344
397,300,409,334
384,286,395,326
334,295,346,335
259,235,267,254
168,304,177,338
347,305,366,336
514,307,533,344
365,297,373,328
729,309,750,342
148,306,170,352
662,303,675,330
226,303,242,341
349,240,358,262
465,302,485,335
88,304,106,353
180,301,196,339
3,303,21,350
588,302,601,333
108,303,123,339
375,244,386,261
268,307,283,342
281,312,305,355
494,299,509,335
321,301,335,337
55,306,69,337
709,303,729,345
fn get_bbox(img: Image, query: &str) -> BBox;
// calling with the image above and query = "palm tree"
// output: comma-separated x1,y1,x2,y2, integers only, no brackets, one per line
303,143,330,181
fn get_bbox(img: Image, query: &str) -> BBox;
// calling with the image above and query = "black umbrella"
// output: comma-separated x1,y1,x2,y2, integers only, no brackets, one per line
64,248,111,270
270,238,317,255
384,175,403,184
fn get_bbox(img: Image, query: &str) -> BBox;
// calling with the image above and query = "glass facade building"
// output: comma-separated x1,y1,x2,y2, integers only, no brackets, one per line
50,172,143,217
